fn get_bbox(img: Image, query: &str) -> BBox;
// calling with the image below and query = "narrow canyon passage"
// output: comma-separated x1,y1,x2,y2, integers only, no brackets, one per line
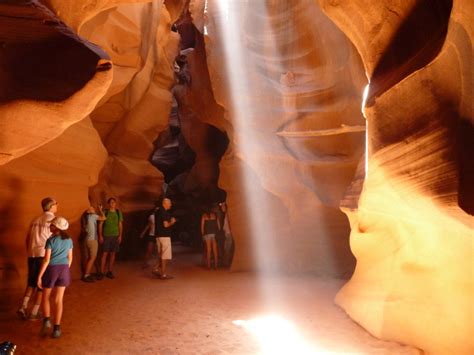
2,247,417,354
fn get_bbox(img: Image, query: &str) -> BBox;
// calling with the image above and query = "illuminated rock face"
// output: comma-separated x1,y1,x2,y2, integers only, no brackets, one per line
200,0,366,275
0,0,112,165
80,1,182,213
0,0,182,285
317,0,474,353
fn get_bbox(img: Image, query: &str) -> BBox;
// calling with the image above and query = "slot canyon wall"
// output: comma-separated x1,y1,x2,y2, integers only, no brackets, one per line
0,0,185,288
317,0,473,353
191,0,366,276
0,1,472,353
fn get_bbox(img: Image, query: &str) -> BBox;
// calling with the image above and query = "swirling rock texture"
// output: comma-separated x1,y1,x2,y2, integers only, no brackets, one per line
0,0,112,165
0,0,111,291
79,1,182,216
0,0,183,289
317,0,474,353
195,0,366,276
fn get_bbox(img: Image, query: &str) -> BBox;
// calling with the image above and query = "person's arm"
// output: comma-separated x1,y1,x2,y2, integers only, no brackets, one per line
98,221,104,244
97,206,106,221
216,214,222,231
163,218,176,228
201,215,205,235
139,224,150,239
140,216,153,238
37,248,51,289
67,248,73,268
118,214,123,243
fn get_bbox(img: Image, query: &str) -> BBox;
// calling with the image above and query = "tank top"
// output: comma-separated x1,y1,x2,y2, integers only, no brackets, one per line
204,218,218,235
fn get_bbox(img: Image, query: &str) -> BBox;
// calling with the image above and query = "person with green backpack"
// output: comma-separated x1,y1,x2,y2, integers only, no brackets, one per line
97,197,123,280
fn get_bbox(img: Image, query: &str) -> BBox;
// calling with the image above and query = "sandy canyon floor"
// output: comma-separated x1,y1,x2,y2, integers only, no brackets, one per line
1,246,419,354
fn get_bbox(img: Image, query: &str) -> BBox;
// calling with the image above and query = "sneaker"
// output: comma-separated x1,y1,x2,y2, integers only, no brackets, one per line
159,274,173,280
82,275,95,283
16,307,27,320
51,328,61,339
105,271,115,279
40,319,52,337
28,312,42,321
95,272,104,281
151,269,161,277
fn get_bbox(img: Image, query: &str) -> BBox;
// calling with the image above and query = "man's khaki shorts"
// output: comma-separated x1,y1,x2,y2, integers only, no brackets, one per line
86,240,98,259
156,237,172,260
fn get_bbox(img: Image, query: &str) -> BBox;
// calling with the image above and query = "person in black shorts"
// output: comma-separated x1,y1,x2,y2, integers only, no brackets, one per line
17,197,57,321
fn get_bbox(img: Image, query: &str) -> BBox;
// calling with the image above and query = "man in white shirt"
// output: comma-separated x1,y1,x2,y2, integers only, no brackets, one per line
17,197,58,320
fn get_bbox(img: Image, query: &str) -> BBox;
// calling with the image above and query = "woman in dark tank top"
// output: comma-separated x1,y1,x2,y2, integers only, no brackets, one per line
200,208,220,270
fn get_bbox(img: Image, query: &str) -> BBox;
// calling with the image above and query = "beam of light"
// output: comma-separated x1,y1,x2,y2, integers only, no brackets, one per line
232,315,330,355
211,0,367,280
213,0,280,277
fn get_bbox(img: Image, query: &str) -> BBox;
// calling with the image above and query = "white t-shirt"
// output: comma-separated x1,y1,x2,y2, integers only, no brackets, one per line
28,211,55,257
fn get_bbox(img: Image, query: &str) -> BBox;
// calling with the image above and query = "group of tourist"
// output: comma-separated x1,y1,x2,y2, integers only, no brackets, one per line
79,198,123,282
16,195,233,339
200,202,232,270
140,200,233,272
16,196,123,338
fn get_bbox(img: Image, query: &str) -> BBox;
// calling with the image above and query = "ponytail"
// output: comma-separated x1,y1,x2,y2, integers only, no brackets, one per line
59,230,71,240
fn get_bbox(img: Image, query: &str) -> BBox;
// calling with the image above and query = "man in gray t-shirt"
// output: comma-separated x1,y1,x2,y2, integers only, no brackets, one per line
81,205,105,282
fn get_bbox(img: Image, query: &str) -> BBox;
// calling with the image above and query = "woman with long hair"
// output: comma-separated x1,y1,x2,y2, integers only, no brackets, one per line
37,216,73,338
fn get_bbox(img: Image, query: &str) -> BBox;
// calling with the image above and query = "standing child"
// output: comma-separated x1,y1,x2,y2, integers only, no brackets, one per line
37,217,73,338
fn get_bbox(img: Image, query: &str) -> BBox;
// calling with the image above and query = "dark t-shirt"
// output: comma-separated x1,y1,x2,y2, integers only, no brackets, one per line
154,208,172,237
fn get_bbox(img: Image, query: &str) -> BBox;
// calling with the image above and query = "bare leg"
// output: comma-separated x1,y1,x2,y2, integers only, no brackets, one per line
161,259,167,276
33,289,43,309
85,255,96,276
23,286,34,299
144,242,154,265
19,286,34,311
212,239,218,269
41,288,52,318
101,252,109,273
108,252,116,272
153,239,162,273
53,287,66,325
205,239,212,269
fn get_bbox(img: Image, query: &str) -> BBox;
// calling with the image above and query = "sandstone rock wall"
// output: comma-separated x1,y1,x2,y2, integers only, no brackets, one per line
0,0,183,289
0,1,112,165
80,1,181,215
318,0,473,353
194,0,367,275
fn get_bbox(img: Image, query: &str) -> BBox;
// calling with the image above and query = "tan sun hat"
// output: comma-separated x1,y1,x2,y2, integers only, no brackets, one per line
50,216,69,231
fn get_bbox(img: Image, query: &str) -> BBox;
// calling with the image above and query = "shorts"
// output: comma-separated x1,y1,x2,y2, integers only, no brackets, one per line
85,240,98,259
27,257,44,288
203,234,216,241
145,235,156,244
103,236,120,253
157,237,172,260
42,264,71,288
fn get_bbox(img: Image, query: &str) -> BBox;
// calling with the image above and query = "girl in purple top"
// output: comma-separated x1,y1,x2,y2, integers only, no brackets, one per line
37,216,73,338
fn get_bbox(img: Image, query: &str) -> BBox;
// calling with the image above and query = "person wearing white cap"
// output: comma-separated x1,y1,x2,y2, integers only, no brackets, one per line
37,216,73,339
